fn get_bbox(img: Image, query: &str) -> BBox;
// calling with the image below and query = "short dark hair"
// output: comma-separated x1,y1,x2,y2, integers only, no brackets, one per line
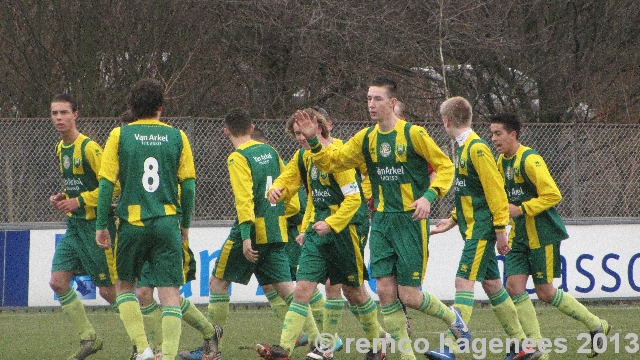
311,106,332,122
370,75,398,98
120,109,136,123
224,108,252,136
128,79,164,119
489,113,521,139
51,93,78,112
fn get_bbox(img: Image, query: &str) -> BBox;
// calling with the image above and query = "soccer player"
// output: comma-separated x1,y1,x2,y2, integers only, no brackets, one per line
490,113,611,358
49,93,118,360
294,75,467,360
207,108,308,358
256,108,384,360
96,79,197,360
426,97,542,360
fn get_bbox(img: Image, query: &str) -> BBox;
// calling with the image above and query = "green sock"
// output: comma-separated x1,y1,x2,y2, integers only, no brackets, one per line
116,291,148,351
161,305,182,358
513,292,542,341
418,291,456,325
488,288,526,339
323,298,344,336
265,290,289,320
309,289,326,331
140,300,163,349
280,301,311,353
208,292,230,326
357,297,381,343
550,289,601,330
181,297,215,339
381,300,414,359
58,288,96,341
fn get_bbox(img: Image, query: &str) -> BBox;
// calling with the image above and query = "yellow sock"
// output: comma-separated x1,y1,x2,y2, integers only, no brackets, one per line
357,297,381,343
161,306,182,358
323,298,344,336
381,300,415,359
140,300,163,349
207,292,230,326
181,297,215,339
281,301,311,353
550,289,601,330
512,292,542,341
58,288,95,341
488,288,526,339
116,291,148,351
418,291,456,325
265,290,289,320
309,289,326,331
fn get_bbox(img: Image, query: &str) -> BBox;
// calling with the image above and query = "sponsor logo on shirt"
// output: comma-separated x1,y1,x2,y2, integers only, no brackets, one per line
312,188,331,201
252,153,273,165
454,177,467,190
65,178,84,192
134,133,169,146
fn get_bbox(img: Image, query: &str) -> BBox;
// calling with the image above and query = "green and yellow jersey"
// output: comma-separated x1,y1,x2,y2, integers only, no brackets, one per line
229,140,288,244
450,131,508,240
497,145,568,249
56,134,102,220
309,119,453,213
98,119,195,226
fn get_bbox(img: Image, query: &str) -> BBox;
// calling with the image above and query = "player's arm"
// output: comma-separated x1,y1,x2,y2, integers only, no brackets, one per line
471,142,509,231
359,163,372,200
96,128,121,230
409,125,454,203
519,154,562,217
308,128,367,173
300,195,315,234
323,169,362,233
228,152,255,240
177,131,197,229
270,150,303,203
74,141,103,209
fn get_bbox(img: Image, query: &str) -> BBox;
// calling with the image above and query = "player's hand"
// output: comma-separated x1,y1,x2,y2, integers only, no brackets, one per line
294,110,319,140
96,229,111,249
268,188,284,204
49,193,65,207
409,197,431,221
496,231,511,255
55,198,80,213
430,218,456,235
312,221,331,236
295,233,305,246
181,227,189,244
508,204,522,218
242,239,259,263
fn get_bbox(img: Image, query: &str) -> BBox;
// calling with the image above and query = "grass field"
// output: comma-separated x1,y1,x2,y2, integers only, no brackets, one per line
1,302,638,359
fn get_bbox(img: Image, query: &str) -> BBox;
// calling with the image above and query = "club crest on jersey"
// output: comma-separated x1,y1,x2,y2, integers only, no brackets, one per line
63,155,71,169
380,142,392,157
320,171,328,180
396,143,406,156
458,157,467,170
513,166,521,178
506,166,514,180
310,166,319,180
74,157,81,167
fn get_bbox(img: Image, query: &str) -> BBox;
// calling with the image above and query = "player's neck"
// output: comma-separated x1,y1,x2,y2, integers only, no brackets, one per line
504,143,521,158
230,134,253,149
60,129,80,145
377,116,398,132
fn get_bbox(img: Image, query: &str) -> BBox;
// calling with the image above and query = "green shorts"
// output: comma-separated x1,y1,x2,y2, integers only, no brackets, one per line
115,216,183,287
296,224,367,286
51,217,117,287
213,223,291,286
286,224,302,281
506,239,561,285
137,240,196,288
369,212,428,287
456,239,500,282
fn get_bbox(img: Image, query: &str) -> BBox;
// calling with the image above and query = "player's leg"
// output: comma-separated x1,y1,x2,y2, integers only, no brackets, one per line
136,284,162,351
323,278,343,337
533,243,609,358
50,223,103,359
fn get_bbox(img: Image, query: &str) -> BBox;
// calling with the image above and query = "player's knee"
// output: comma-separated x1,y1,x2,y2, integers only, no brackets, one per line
49,273,71,294
535,286,556,303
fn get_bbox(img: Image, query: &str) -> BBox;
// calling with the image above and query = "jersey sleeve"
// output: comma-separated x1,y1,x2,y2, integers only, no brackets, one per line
309,128,367,173
324,168,361,233
470,142,509,231
177,130,196,182
359,163,372,200
228,152,255,226
77,141,103,208
271,150,303,202
300,194,315,234
409,125,454,202
98,127,121,184
521,154,562,216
